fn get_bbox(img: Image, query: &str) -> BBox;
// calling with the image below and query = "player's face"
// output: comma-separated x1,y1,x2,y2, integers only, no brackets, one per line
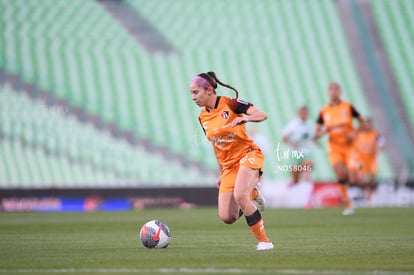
299,107,308,120
364,119,373,130
328,83,341,101
190,85,211,107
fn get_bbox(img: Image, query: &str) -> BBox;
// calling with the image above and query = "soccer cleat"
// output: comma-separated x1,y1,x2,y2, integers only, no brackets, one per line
256,241,274,251
252,190,266,212
342,208,355,216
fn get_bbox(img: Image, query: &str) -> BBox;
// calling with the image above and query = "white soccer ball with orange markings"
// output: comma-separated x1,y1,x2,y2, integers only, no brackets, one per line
139,220,171,249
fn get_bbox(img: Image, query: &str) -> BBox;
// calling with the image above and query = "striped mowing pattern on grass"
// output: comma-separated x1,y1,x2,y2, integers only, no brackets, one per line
0,268,412,274
0,208,413,274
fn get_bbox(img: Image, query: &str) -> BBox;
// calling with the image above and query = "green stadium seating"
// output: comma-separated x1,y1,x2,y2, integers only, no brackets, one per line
371,0,414,128
128,0,393,180
0,85,215,187
0,0,395,187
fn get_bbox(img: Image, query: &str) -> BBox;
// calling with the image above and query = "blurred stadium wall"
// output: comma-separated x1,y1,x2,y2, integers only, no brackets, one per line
0,0,413,209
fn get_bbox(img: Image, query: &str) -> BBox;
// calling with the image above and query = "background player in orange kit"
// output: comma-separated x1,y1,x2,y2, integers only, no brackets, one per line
314,82,364,215
351,118,385,202
190,71,273,250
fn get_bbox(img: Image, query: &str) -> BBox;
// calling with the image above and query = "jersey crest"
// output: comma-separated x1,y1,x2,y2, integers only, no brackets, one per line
221,110,229,119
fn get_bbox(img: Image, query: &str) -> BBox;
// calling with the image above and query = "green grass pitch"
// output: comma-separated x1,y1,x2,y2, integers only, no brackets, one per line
0,207,413,275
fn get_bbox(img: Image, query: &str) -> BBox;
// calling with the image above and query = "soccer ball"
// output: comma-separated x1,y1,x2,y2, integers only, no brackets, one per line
139,220,171,249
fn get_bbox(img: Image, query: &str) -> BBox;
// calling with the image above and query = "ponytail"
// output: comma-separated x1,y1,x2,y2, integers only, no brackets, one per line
198,71,239,98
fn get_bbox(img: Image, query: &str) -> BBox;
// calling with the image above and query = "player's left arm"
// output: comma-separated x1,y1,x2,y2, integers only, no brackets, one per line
228,99,267,127
348,105,364,141
232,106,267,127
246,106,267,122
351,105,364,125
314,111,327,141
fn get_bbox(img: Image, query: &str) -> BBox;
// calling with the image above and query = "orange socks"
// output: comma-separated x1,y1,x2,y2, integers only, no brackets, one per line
249,219,269,243
246,188,269,242
250,188,259,200
245,209,269,243
338,184,352,209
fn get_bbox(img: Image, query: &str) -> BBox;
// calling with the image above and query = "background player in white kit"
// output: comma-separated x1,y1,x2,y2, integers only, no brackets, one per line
282,105,316,186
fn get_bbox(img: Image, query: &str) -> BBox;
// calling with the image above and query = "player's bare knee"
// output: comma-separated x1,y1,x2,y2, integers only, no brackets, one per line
233,192,248,208
219,214,237,224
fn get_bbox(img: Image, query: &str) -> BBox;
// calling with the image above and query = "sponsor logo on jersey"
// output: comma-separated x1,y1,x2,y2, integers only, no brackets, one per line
221,110,229,119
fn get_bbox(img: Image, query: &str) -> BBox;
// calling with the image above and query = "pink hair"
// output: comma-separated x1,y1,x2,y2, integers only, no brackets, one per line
190,76,213,88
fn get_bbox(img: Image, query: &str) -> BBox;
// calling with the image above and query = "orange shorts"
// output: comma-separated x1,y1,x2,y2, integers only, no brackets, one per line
348,149,363,171
327,142,353,168
219,149,264,193
359,153,377,174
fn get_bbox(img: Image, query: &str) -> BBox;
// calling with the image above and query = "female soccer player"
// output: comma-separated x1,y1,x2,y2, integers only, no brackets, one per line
314,82,364,215
351,118,385,202
190,71,273,250
282,105,315,186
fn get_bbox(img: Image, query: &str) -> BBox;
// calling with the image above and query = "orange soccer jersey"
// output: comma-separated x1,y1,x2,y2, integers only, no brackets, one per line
353,129,380,174
317,101,361,166
199,96,264,192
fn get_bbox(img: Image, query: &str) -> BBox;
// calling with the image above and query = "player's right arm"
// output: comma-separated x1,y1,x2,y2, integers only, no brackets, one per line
314,111,327,141
199,117,223,188
215,176,221,189
213,146,223,189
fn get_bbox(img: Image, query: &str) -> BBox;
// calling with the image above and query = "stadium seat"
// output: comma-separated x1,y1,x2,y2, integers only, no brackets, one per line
371,0,414,128
0,0,396,186
0,84,216,187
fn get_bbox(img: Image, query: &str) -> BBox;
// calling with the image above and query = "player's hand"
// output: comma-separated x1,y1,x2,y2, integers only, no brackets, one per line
314,128,327,140
231,117,248,127
313,139,323,148
216,176,221,189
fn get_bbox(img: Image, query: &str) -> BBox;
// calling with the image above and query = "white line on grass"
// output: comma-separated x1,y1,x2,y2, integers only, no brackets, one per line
0,269,411,274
